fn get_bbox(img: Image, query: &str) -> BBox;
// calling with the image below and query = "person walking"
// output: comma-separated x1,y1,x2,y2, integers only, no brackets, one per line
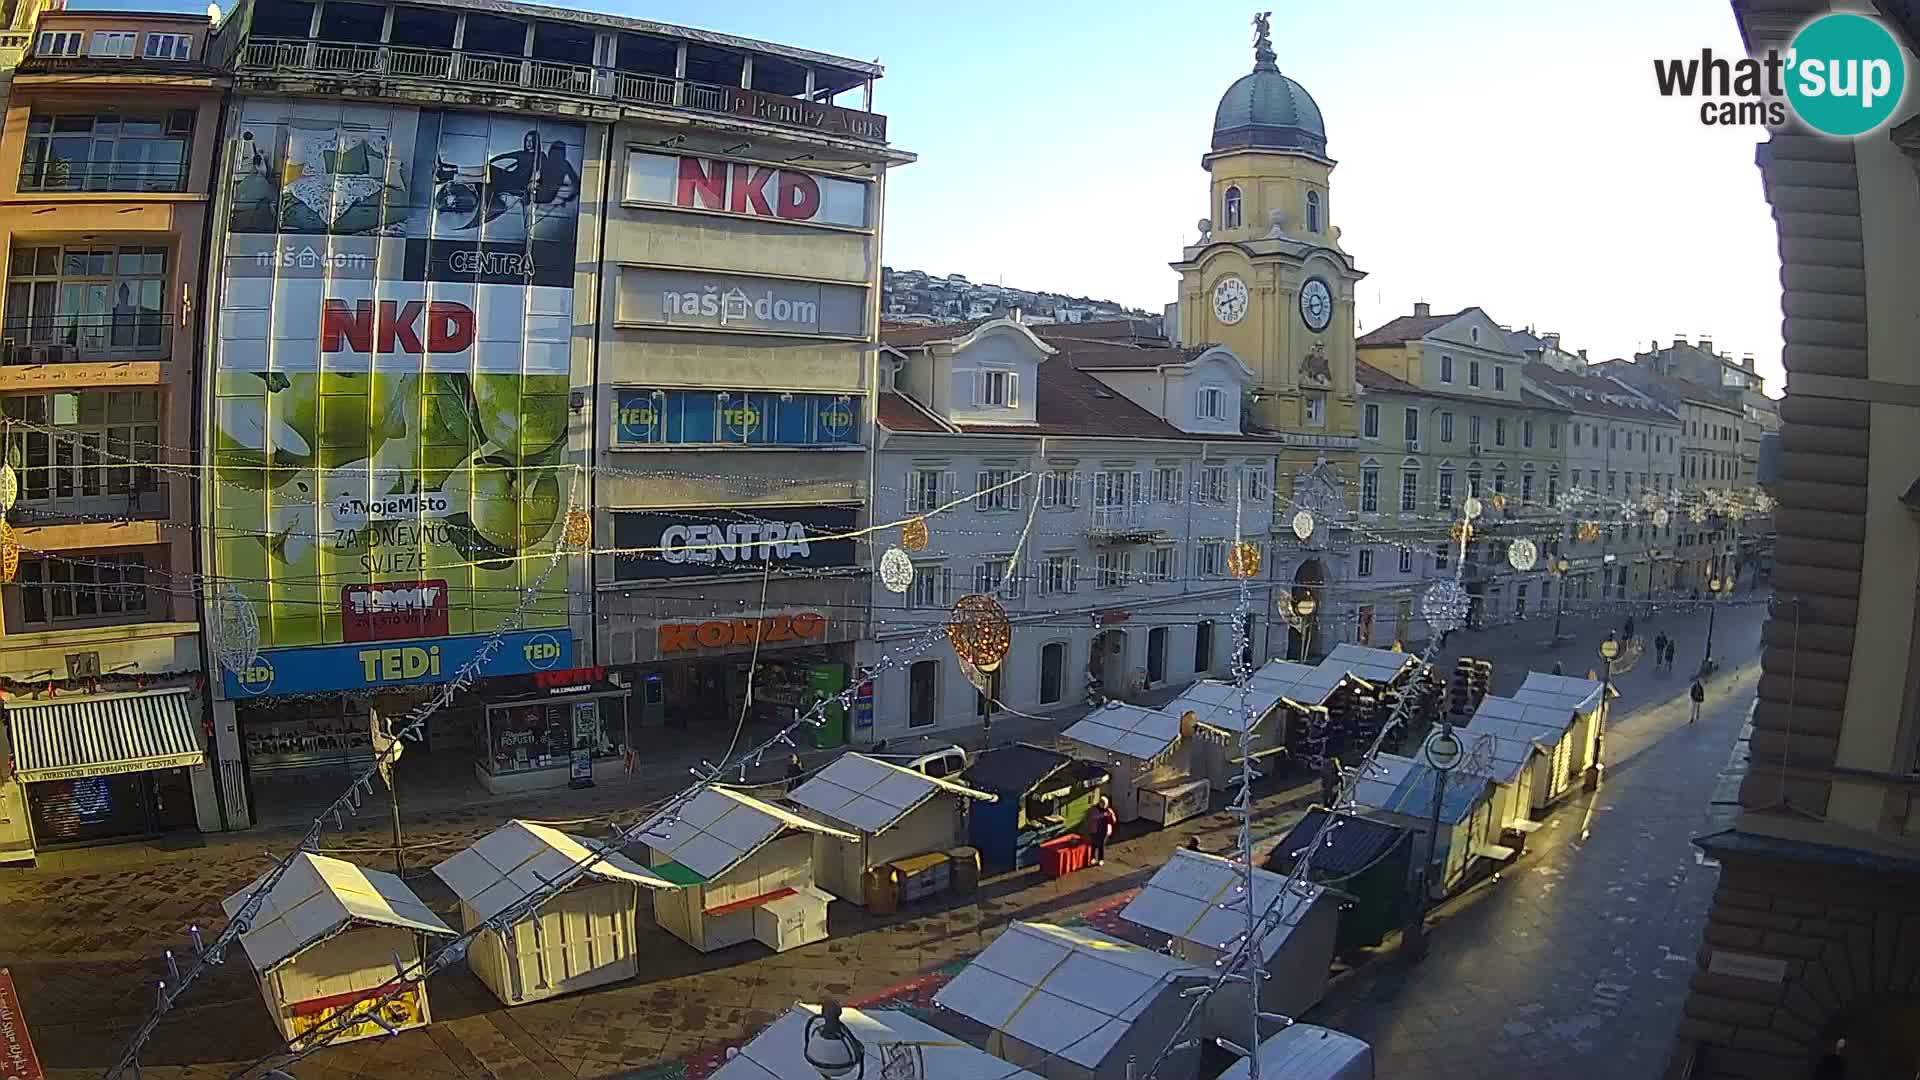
1552,660,1565,676
1624,615,1636,642
1319,755,1343,807
1654,632,1669,671
1664,639,1676,672
1689,678,1706,724
1088,796,1117,866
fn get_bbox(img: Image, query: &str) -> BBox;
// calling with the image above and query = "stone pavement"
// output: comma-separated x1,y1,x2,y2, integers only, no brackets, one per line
1305,596,1768,1079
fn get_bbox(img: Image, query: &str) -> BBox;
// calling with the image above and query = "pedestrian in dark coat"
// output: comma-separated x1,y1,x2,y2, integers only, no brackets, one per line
1690,679,1706,723
1625,616,1636,642
1654,632,1669,671
1665,640,1676,671
1088,797,1117,865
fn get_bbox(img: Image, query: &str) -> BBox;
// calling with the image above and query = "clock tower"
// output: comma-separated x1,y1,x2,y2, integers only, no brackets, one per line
1171,12,1365,445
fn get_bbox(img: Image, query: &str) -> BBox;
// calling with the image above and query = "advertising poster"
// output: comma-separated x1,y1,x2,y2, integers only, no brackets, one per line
211,101,584,693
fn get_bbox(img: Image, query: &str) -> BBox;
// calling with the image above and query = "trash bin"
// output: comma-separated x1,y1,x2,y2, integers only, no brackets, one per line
863,864,901,915
948,846,981,893
892,852,952,905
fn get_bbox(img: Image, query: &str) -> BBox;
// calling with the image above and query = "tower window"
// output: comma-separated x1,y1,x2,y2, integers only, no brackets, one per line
1306,191,1322,233
1223,186,1242,229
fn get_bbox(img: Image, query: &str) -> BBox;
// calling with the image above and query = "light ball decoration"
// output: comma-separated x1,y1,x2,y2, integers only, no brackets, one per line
1507,538,1539,572
900,517,930,552
562,508,591,548
213,583,261,675
1490,493,1507,512
1421,578,1470,634
1652,508,1671,528
0,462,15,512
1227,541,1262,580
1690,504,1710,524
957,652,993,695
1578,522,1602,543
1640,493,1661,513
1291,510,1316,541
1462,496,1484,521
0,520,16,585
877,547,915,594
1450,521,1472,544
946,593,1011,673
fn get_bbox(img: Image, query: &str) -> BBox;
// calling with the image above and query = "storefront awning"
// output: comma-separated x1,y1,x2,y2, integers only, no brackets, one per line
6,689,201,783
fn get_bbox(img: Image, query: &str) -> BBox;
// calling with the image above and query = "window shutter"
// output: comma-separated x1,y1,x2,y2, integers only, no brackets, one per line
1068,558,1080,593
1039,472,1055,509
940,566,952,606
974,471,990,510
907,472,924,513
971,371,985,407
941,470,956,509
1070,471,1084,509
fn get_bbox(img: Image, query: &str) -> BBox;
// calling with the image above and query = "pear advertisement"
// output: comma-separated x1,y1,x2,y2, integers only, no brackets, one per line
212,102,584,692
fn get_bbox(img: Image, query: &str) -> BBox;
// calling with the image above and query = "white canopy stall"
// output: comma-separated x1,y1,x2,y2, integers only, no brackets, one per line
1120,848,1338,1025
636,786,855,954
1450,715,1547,843
1321,643,1422,688
1512,671,1610,786
1249,660,1345,759
1216,1025,1375,1080
1351,752,1504,897
224,852,455,1050
432,819,679,1005
711,1003,1043,1080
786,752,995,907
934,921,1207,1080
1165,680,1290,791
1464,688,1598,809
1060,702,1191,824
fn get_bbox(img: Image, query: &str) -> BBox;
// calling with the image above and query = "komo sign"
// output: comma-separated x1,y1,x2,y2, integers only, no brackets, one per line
625,151,871,229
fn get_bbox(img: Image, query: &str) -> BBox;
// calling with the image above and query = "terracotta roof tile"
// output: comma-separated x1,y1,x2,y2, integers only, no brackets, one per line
1355,310,1463,347
1030,318,1168,345
1357,362,1568,412
876,391,951,434
961,363,1184,439
880,318,996,348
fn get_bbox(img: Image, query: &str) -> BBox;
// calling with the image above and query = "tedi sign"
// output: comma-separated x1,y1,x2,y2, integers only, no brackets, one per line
1652,13,1907,135
624,151,871,229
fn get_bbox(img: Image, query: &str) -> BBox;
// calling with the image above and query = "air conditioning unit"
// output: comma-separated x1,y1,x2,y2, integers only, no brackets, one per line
1468,441,1483,456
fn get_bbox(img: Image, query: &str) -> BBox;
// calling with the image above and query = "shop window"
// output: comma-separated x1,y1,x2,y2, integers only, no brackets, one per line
1147,627,1168,685
908,660,938,729
240,698,370,771
16,552,149,625
21,113,192,192
483,702,572,775
2,390,163,517
1040,642,1065,705
1194,621,1214,674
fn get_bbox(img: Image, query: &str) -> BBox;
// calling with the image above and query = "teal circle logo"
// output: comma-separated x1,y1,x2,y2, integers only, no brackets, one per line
1786,14,1906,136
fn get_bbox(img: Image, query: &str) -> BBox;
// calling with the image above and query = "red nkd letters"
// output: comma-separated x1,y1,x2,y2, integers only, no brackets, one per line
322,299,476,354
675,156,822,222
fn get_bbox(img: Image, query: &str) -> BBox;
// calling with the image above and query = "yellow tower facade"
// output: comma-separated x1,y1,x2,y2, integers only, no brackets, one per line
1172,14,1363,500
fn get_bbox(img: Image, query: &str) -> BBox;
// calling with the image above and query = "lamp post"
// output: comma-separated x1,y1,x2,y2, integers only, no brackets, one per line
803,1001,865,1079
1293,593,1318,663
1701,575,1733,677
1551,558,1571,644
1403,724,1463,962
1586,634,1620,792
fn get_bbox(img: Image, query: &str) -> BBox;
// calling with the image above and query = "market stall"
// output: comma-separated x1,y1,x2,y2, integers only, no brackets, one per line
1248,660,1345,761
1320,643,1423,689
224,852,455,1050
1511,671,1611,791
1266,808,1413,953
1350,753,1505,899
432,819,679,1005
962,743,1109,871
1456,700,1550,835
711,1003,1043,1080
785,752,995,906
1165,680,1290,790
1216,1025,1375,1080
636,786,855,953
1120,848,1338,1027
1463,688,1596,810
470,668,633,794
1059,703,1192,824
933,921,1208,1080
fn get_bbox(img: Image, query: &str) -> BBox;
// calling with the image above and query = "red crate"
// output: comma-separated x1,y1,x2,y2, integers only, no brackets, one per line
1038,835,1089,879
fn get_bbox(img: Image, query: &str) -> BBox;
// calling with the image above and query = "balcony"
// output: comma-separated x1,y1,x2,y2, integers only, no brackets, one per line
1089,505,1167,545
2,315,173,365
237,38,890,144
18,159,190,195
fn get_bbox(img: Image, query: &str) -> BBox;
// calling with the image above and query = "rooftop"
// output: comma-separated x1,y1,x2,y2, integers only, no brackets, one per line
1355,309,1468,347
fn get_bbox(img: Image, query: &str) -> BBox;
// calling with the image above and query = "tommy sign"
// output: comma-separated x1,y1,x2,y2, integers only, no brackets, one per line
612,505,857,581
624,151,871,228
341,579,451,642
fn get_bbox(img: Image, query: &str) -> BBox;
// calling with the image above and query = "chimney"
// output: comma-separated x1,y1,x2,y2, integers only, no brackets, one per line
1413,301,1431,318
1673,335,1687,348
1543,332,1560,350
1698,336,1713,354
1010,306,1023,324
1742,352,1755,371
1578,348,1588,362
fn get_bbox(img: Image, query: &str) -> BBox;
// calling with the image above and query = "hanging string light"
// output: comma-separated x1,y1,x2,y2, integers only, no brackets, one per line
878,547,915,593
0,521,16,585
946,593,1012,671
900,517,930,552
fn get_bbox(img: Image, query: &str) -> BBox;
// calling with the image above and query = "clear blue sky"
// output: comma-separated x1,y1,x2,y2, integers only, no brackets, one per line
92,0,1791,389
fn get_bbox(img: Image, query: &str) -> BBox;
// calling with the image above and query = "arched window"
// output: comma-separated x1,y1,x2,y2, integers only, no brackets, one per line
1306,191,1322,233
1223,186,1242,229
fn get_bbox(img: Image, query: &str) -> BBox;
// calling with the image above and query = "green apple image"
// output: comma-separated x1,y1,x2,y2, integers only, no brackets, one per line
214,397,308,490
518,466,562,549
419,374,479,449
440,451,563,554
471,374,567,460
274,372,416,472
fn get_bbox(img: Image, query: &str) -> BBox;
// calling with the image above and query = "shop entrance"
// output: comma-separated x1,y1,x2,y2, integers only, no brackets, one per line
628,647,852,758
1089,628,1130,698
26,767,196,847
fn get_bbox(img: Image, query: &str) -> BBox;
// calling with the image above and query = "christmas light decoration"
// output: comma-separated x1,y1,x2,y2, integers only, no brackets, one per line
1490,493,1506,511
1291,510,1315,541
1451,521,1472,544
1652,508,1671,528
212,583,261,675
1226,541,1262,579
901,517,929,552
1422,578,1470,633
878,547,915,593
946,593,1012,672
1579,522,1602,543
563,508,592,548
0,521,15,585
0,462,15,512
1462,496,1483,520
1507,538,1538,572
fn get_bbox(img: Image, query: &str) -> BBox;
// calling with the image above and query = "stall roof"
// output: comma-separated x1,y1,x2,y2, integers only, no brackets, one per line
1265,808,1411,878
1218,1025,1374,1079
1061,702,1185,760
1121,849,1325,962
788,752,994,836
1250,659,1345,707
222,852,454,973
1466,694,1581,748
1512,671,1608,713
636,787,857,883
934,921,1204,1069
962,743,1073,796
1453,725,1538,785
1320,643,1422,686
1350,754,1486,826
1164,680,1285,734
713,1004,1041,1080
433,820,679,923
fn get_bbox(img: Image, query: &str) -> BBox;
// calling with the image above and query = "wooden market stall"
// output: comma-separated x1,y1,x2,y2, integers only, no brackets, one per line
1120,848,1339,1026
1511,671,1612,786
432,819,679,1006
1267,808,1414,953
933,921,1208,1080
1248,659,1347,760
785,752,995,907
223,852,456,1050
961,743,1109,871
1163,680,1290,791
1350,753,1506,899
1463,688,1598,810
1458,697,1557,822
711,1003,1043,1080
1216,1025,1375,1080
1320,643,1423,689
636,786,855,954
1059,702,1193,824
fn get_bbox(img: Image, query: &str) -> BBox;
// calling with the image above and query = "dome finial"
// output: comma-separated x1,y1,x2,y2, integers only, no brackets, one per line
1252,10,1278,72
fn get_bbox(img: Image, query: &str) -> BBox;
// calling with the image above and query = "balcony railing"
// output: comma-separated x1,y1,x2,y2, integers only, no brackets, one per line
2,314,174,364
18,160,191,194
1089,504,1167,544
238,37,889,143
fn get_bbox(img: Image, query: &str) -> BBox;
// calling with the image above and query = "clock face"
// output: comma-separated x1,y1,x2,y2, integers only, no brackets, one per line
1212,276,1249,325
1299,278,1333,332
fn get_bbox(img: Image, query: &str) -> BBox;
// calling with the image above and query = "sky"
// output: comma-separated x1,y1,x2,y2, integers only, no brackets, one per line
90,0,1788,391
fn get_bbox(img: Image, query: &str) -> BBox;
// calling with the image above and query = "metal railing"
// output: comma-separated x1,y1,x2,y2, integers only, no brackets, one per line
1,314,174,363
237,37,888,143
18,159,191,194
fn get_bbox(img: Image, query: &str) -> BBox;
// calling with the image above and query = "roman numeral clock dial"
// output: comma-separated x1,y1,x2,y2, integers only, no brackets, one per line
1211,275,1249,326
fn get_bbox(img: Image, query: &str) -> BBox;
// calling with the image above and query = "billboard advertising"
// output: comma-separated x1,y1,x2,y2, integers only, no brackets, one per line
623,151,871,229
610,505,858,581
210,101,585,691
614,267,866,338
612,388,859,448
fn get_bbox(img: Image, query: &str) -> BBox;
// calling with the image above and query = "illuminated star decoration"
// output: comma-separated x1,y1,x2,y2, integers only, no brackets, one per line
901,517,930,552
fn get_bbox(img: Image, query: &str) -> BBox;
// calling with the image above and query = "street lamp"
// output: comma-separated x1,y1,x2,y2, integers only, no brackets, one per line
1551,558,1571,644
1293,593,1318,663
1402,724,1464,963
1701,575,1734,677
803,1002,865,1079
1586,634,1620,792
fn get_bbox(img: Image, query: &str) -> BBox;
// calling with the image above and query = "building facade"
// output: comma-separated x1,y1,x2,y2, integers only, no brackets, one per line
0,8,226,858
192,0,904,826
1670,5,1920,1077
868,317,1277,739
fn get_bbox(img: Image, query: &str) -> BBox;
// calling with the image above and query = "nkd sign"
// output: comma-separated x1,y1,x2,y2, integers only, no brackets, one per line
617,267,866,339
625,151,871,229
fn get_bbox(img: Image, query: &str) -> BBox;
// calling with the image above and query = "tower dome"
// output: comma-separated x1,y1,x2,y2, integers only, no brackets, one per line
1211,14,1327,156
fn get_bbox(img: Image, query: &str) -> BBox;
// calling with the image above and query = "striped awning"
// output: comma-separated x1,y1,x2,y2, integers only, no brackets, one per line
6,689,202,783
